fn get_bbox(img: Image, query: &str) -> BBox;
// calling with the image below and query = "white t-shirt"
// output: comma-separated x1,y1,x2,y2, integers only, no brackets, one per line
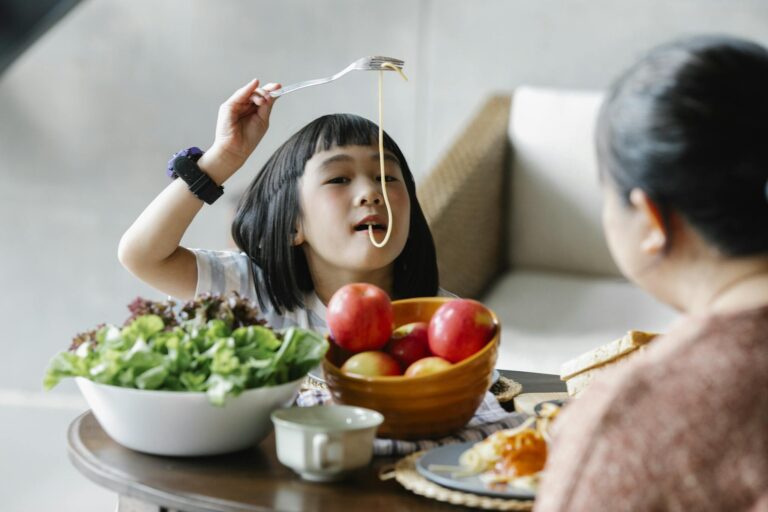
192,249,454,334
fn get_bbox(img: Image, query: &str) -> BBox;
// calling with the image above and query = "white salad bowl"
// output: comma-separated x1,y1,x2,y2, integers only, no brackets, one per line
76,376,304,456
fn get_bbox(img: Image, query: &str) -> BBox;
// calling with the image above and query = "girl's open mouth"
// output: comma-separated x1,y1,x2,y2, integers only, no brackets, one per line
354,222,387,232
354,214,387,232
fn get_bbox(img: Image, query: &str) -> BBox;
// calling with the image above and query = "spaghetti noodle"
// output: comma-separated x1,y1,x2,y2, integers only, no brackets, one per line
369,61,408,248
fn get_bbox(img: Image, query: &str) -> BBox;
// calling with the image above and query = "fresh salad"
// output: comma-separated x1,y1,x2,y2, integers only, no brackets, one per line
43,294,328,405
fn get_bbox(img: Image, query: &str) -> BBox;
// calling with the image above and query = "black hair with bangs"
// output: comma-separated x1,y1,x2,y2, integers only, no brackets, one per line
231,113,439,313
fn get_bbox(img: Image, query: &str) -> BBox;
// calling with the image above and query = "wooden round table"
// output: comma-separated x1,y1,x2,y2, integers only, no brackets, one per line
68,370,565,512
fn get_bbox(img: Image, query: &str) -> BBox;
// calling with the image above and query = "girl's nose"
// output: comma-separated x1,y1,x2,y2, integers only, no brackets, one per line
356,185,383,206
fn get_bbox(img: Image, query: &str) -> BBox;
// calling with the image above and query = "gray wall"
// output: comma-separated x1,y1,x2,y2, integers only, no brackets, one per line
2,0,768,396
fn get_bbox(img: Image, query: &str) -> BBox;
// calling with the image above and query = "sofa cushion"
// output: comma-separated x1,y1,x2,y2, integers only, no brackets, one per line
483,269,678,374
508,86,620,278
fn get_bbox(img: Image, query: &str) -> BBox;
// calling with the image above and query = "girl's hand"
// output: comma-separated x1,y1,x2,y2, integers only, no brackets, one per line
209,79,281,172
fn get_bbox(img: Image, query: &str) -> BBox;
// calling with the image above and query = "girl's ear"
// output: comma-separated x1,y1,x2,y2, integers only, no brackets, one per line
292,222,305,246
629,188,667,255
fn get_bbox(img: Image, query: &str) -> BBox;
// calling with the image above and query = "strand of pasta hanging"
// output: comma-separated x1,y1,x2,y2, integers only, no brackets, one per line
369,61,409,248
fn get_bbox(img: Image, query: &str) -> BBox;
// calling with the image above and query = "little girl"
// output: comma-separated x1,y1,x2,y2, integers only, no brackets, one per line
118,79,442,332
536,35,768,511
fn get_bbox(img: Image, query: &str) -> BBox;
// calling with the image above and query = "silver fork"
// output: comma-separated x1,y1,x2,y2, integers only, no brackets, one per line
269,56,405,97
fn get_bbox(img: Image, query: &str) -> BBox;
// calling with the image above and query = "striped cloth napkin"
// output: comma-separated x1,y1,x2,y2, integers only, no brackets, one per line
296,388,529,456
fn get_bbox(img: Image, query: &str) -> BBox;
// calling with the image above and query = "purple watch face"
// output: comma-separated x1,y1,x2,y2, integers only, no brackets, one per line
167,146,204,179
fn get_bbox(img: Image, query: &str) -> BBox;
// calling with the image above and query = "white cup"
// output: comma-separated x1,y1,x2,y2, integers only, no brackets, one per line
271,405,384,481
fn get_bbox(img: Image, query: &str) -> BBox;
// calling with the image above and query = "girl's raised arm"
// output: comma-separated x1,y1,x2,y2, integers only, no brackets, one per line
118,79,280,300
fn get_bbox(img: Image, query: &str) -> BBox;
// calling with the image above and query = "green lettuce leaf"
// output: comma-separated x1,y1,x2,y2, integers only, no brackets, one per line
42,294,329,405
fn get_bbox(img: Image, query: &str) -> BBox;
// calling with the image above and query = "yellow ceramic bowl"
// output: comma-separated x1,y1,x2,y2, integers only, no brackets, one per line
322,297,499,439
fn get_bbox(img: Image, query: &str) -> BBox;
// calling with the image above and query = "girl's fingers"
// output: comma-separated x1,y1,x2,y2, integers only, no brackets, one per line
250,83,281,107
250,88,268,106
251,82,279,99
255,83,281,118
224,78,261,107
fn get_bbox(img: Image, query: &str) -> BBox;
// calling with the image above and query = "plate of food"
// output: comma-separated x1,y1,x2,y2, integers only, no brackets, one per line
415,418,547,499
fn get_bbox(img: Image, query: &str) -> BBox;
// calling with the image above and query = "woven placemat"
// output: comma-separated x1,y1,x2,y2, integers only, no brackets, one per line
302,373,327,391
379,451,534,511
491,376,523,410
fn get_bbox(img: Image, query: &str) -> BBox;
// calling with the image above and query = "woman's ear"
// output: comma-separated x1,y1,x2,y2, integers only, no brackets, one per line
629,188,667,255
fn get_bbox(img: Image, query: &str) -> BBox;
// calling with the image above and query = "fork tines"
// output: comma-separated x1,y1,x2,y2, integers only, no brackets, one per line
365,56,405,69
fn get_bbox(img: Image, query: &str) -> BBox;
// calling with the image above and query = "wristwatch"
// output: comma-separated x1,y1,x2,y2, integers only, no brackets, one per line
168,147,224,205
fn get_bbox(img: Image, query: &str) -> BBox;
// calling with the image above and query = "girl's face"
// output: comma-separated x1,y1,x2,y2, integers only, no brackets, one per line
296,144,411,277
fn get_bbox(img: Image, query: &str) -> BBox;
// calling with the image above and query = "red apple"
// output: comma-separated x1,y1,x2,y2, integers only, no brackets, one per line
428,299,495,363
385,322,432,369
327,283,394,352
341,351,401,377
404,356,452,377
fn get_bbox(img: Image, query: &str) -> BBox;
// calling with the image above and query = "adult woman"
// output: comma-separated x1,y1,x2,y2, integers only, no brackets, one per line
536,35,768,511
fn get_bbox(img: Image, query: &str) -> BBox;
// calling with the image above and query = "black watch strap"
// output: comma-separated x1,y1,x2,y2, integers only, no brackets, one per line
172,155,224,205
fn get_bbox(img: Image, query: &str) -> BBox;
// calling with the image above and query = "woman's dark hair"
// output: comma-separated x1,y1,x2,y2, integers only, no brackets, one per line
597,34,768,256
231,114,439,313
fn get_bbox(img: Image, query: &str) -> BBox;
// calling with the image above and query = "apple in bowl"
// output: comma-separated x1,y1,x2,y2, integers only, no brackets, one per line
385,321,431,369
404,356,452,377
327,283,393,352
428,299,496,363
340,351,401,377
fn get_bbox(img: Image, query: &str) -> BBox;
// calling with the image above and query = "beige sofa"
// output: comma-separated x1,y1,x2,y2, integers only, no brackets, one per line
417,87,677,374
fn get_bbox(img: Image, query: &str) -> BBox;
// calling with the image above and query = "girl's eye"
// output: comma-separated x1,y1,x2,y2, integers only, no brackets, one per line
327,177,350,184
376,175,398,183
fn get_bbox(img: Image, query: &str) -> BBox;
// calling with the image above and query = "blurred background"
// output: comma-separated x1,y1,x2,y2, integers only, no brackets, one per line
1,1,767,510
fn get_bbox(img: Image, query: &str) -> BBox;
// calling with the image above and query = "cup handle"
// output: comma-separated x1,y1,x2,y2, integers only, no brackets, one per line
312,433,341,471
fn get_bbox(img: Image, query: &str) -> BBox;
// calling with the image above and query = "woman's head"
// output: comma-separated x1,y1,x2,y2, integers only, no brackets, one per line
598,35,768,280
232,113,438,312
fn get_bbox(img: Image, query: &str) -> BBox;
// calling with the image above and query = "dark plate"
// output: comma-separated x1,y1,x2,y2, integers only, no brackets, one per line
415,442,536,499
533,399,567,417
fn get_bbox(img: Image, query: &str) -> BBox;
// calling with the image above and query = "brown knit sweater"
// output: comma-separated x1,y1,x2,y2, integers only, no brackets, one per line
535,305,768,512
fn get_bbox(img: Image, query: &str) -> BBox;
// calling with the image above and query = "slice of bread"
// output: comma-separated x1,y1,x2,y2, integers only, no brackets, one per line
560,330,658,396
563,348,645,396
560,330,657,381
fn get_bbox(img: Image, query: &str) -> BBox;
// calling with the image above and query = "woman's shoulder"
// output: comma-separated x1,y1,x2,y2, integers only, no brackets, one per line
583,311,768,433
539,312,768,510
646,305,768,399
